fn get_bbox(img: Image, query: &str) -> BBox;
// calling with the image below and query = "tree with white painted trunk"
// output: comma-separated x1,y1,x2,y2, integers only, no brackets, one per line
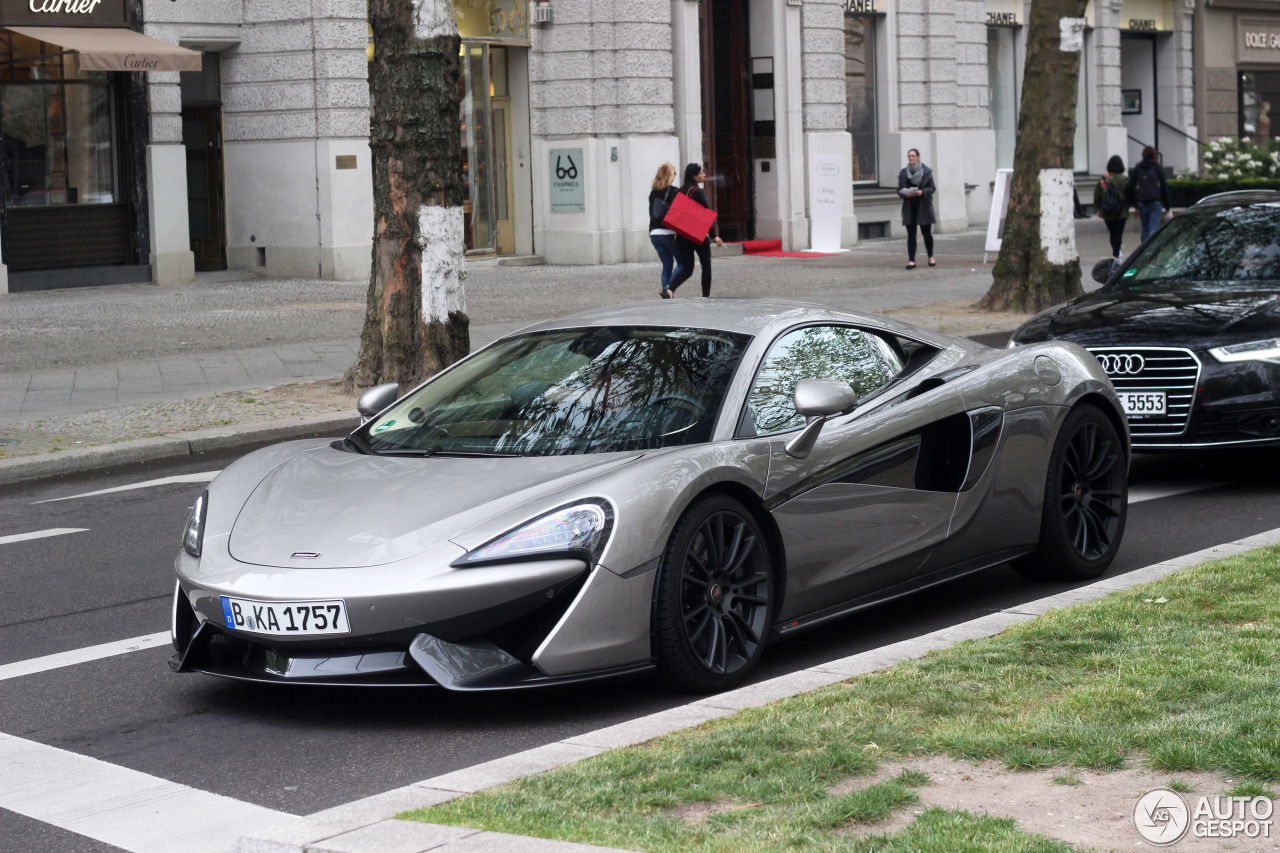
345,0,469,392
980,0,1089,313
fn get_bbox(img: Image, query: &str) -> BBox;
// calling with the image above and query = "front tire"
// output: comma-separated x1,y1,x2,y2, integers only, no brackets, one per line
654,495,773,693
1014,404,1128,581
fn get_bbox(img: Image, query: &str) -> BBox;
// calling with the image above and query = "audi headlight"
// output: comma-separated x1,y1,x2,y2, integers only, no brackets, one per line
453,500,614,567
1209,338,1280,365
183,491,208,557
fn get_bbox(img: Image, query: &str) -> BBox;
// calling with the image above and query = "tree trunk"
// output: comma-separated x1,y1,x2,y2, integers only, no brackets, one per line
979,0,1090,314
345,0,469,393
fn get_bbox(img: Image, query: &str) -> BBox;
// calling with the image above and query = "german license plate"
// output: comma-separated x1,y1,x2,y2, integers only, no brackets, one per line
220,596,349,636
1118,391,1166,416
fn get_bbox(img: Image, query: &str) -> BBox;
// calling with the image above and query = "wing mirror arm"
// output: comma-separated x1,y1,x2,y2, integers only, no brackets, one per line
784,379,858,459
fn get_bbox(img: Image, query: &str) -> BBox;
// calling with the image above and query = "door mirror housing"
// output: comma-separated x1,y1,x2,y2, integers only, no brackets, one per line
1091,258,1115,284
357,383,400,423
785,379,858,459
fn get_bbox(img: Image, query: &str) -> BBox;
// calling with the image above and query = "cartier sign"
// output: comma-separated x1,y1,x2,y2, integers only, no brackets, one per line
0,0,128,26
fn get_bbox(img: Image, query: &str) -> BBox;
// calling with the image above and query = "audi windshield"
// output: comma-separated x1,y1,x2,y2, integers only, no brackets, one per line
353,326,751,456
1119,207,1280,292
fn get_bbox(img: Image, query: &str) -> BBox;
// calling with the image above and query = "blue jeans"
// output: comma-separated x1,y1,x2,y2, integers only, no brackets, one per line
1138,202,1163,242
650,233,680,289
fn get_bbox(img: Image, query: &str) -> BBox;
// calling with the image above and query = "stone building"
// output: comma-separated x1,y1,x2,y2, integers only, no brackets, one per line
1194,0,1280,148
0,0,1206,293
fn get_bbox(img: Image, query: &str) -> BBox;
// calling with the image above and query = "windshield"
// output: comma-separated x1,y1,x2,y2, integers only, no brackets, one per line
356,326,751,456
1118,207,1280,292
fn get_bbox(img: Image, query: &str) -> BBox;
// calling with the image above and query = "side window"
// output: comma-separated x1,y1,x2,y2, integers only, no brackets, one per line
746,325,904,435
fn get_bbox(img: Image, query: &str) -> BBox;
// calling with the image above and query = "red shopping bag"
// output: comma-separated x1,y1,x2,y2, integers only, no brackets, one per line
662,190,718,243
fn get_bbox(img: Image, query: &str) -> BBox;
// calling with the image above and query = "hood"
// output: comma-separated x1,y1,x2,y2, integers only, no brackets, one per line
1012,288,1280,349
228,447,641,568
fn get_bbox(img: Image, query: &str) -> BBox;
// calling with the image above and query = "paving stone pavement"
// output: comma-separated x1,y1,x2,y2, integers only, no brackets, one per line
0,222,1119,427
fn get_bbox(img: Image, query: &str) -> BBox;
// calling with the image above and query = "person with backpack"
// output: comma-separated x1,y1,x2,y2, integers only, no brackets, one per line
1095,155,1129,266
649,162,682,298
1127,146,1171,243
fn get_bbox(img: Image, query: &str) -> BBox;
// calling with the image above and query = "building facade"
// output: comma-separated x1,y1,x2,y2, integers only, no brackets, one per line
1195,0,1280,148
0,0,1211,292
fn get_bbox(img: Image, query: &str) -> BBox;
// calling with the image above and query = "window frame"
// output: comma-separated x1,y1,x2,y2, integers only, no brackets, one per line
733,322,916,440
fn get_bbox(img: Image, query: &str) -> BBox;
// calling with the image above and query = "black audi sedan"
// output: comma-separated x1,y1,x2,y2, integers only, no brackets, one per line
1010,191,1280,450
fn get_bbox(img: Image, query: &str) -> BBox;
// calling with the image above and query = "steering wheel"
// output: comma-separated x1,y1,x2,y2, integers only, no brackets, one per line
638,394,706,437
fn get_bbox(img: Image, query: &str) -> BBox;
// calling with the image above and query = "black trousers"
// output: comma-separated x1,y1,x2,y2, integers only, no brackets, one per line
669,237,712,297
907,223,933,263
1105,218,1126,257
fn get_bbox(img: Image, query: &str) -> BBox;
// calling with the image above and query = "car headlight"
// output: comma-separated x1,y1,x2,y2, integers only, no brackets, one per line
453,500,614,567
1208,338,1280,365
183,491,208,557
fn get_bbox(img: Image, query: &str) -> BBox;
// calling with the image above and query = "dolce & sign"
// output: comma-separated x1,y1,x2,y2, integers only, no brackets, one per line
1245,31,1280,50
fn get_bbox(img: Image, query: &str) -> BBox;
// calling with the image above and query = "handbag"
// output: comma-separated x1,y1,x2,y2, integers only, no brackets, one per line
650,186,675,221
662,188,718,244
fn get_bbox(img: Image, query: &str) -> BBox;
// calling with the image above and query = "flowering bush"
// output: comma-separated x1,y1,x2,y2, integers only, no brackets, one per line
1202,136,1280,179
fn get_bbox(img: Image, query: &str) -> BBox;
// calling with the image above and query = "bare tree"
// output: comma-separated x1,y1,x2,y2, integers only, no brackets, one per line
979,0,1090,313
345,0,469,392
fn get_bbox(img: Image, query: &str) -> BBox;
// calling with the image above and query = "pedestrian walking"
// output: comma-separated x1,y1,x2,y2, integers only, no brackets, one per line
897,149,936,269
667,162,722,297
1095,155,1129,268
649,162,682,298
1127,146,1171,243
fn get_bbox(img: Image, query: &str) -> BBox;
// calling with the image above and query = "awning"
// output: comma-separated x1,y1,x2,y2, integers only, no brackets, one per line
4,25,201,72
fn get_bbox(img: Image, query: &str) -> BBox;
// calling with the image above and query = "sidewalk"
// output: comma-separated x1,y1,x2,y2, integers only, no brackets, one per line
0,220,1120,476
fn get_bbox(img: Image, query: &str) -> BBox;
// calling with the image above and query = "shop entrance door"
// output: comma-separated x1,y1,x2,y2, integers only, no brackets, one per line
460,43,515,256
700,0,754,242
181,105,226,271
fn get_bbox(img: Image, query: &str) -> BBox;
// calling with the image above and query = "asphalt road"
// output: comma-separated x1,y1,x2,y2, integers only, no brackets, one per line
3,442,1280,852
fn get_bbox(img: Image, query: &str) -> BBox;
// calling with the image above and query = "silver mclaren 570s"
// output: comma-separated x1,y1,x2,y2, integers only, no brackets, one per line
171,299,1129,693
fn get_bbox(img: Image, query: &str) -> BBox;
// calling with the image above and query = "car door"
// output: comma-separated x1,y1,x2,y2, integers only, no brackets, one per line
745,324,970,623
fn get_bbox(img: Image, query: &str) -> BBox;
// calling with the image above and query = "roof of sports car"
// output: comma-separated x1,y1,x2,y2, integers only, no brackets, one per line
516,298,953,344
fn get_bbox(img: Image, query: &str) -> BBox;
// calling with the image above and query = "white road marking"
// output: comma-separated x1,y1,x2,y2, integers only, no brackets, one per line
0,732,301,853
34,471,220,504
1129,482,1224,504
0,632,170,682
0,528,88,546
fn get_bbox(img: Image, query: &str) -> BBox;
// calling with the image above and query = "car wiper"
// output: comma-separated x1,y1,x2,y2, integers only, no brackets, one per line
428,449,523,458
343,433,374,455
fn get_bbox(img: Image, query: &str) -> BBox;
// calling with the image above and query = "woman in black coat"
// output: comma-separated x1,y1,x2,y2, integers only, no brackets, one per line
897,148,936,269
667,162,723,297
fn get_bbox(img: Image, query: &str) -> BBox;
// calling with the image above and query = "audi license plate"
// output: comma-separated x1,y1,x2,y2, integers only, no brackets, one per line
1118,391,1166,416
220,596,349,636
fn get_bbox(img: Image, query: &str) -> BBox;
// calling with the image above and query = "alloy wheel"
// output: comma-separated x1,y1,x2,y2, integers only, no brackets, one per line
1059,420,1125,560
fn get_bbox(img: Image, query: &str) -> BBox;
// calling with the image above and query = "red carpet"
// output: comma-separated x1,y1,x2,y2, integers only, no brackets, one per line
736,239,837,258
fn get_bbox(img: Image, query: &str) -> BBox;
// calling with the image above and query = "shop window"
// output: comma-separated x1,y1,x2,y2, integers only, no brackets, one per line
987,27,1018,170
0,31,119,207
455,0,527,41
1240,71,1280,143
845,15,878,185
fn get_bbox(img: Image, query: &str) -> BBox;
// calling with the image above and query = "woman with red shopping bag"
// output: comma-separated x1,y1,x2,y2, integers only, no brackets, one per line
665,163,722,298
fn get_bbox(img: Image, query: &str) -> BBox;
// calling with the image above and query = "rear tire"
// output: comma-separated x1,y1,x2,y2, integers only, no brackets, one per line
1013,405,1128,581
653,495,773,693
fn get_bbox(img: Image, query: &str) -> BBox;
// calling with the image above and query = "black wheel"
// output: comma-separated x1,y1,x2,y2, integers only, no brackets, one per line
654,495,773,692
1014,405,1128,581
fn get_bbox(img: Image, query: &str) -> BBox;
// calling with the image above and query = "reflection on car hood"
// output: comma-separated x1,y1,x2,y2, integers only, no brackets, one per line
228,447,640,568
1014,288,1280,348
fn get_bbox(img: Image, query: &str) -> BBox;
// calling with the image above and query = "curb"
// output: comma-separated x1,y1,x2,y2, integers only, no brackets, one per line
0,412,359,487
232,527,1280,853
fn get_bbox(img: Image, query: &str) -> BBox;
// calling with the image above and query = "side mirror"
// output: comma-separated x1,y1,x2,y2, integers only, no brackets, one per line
1091,258,1114,284
785,379,858,459
357,383,400,423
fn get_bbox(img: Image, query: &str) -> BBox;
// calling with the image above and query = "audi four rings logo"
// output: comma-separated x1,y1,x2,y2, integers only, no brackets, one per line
1098,353,1146,375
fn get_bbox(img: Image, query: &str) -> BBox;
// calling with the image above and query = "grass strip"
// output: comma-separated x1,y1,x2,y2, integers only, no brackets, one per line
406,545,1280,851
